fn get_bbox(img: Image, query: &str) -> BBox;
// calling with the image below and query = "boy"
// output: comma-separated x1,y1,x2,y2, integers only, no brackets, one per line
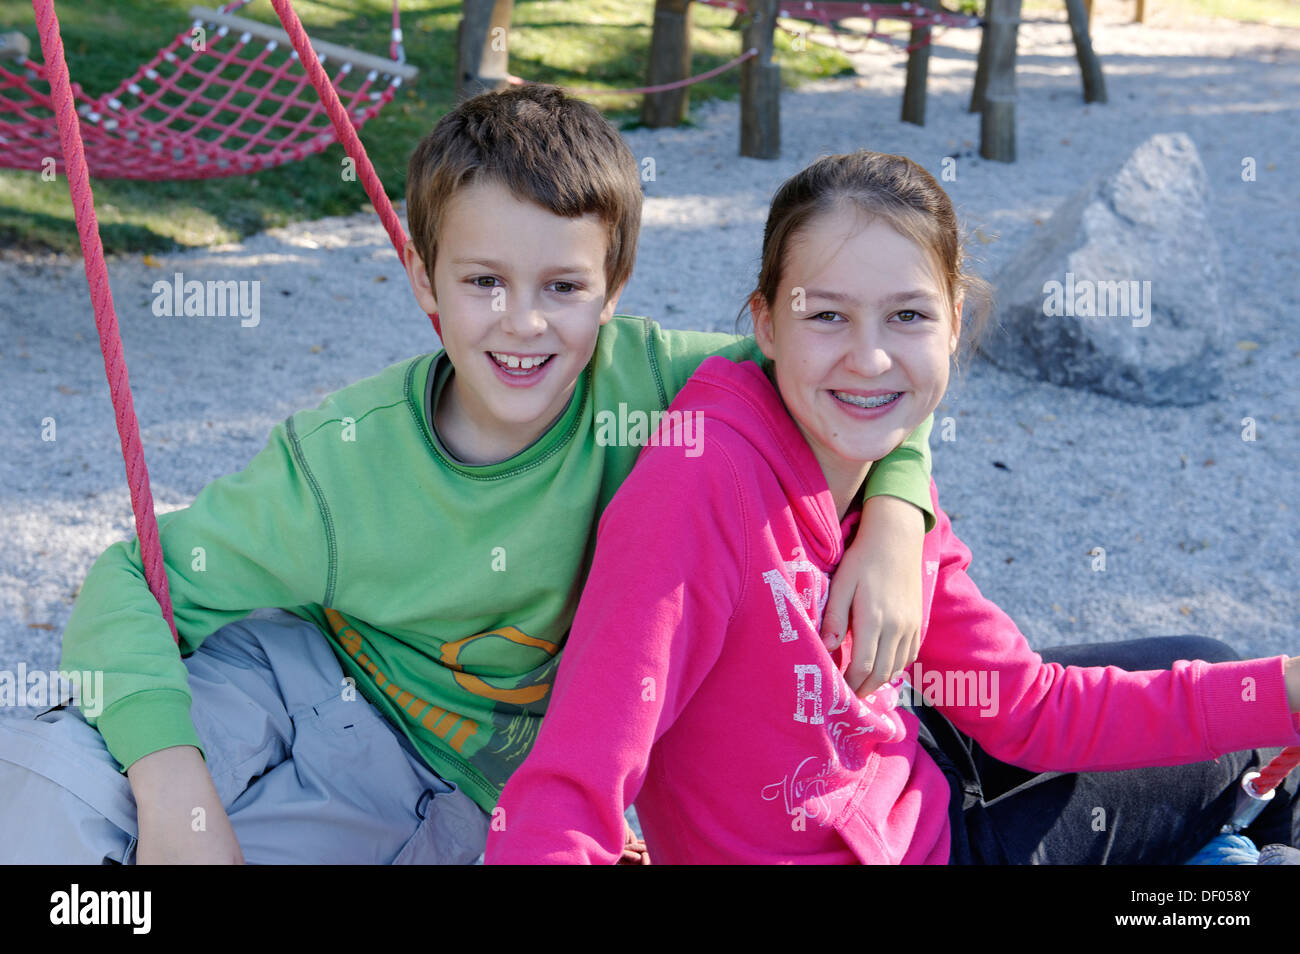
0,85,934,863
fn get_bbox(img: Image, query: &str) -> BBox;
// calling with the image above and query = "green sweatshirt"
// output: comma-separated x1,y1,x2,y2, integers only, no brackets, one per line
62,316,934,812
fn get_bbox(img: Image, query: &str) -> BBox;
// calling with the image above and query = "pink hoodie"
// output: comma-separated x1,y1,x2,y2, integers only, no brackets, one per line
486,357,1300,864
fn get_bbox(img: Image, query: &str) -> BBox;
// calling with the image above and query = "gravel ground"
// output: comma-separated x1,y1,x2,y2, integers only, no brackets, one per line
2,2,1297,721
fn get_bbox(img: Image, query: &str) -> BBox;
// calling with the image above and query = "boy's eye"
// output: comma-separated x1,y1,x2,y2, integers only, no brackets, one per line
551,281,577,294
811,311,844,323
471,276,499,288
894,310,926,323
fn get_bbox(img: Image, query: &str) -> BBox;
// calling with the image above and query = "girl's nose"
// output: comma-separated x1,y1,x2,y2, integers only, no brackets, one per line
843,326,892,378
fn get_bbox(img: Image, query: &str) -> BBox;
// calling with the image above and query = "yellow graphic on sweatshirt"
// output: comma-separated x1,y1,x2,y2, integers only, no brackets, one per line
325,608,479,752
324,612,561,754
439,626,559,706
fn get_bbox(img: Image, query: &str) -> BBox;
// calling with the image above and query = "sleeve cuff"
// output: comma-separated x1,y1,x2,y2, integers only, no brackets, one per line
96,689,207,773
861,457,936,533
1198,656,1300,754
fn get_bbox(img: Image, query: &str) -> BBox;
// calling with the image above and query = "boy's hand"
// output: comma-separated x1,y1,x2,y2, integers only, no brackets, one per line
822,496,925,698
128,746,245,864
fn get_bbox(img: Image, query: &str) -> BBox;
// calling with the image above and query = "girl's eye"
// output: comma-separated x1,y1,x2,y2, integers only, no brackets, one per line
551,281,577,294
894,310,926,323
811,311,844,323
471,276,499,288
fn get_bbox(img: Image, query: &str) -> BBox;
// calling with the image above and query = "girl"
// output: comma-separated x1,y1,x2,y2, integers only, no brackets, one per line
484,151,1300,864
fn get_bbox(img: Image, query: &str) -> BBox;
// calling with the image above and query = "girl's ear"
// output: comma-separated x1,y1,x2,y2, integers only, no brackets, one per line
949,296,964,356
751,293,777,360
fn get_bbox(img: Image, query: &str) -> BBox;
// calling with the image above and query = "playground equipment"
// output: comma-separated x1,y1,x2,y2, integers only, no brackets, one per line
0,0,416,179
456,0,1106,162
3,0,1111,171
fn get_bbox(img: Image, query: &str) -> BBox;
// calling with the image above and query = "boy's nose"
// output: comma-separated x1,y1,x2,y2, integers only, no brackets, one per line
500,296,548,337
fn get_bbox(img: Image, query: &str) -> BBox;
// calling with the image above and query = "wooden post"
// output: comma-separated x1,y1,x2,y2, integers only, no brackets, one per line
641,0,693,127
969,15,993,113
901,0,941,125
1064,0,1106,103
1136,0,1147,23
739,0,779,158
1084,0,1093,26
979,0,1021,163
456,0,515,101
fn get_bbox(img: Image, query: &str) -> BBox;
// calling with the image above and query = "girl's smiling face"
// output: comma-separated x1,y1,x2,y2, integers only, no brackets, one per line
752,208,960,515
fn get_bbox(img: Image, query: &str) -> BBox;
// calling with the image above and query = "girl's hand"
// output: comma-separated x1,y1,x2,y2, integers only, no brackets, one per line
618,820,651,865
823,495,925,698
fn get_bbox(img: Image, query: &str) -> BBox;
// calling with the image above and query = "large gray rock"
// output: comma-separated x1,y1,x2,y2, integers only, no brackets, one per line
980,132,1225,406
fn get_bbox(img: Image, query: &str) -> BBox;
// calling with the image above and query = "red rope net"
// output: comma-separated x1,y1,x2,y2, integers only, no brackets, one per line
0,8,406,180
699,0,980,53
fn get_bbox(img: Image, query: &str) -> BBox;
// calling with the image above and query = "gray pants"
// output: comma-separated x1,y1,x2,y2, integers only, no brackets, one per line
0,610,489,864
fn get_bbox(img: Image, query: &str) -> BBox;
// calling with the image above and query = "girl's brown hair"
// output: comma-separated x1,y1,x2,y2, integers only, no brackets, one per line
744,150,991,374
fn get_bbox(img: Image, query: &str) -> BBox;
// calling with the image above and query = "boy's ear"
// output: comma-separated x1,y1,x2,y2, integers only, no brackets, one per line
751,294,777,360
403,240,439,314
599,280,628,325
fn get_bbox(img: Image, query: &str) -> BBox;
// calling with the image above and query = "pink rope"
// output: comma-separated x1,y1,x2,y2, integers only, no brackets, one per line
812,7,950,54
31,0,179,641
698,0,979,28
507,47,757,97
1250,746,1300,797
267,0,438,336
390,0,404,63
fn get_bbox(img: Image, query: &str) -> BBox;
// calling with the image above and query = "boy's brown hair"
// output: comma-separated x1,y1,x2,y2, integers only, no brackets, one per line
407,84,643,303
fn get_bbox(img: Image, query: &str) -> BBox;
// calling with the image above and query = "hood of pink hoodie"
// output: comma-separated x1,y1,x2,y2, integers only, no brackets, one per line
681,356,845,568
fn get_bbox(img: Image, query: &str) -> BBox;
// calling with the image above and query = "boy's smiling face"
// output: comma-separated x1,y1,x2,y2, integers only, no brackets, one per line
404,179,623,464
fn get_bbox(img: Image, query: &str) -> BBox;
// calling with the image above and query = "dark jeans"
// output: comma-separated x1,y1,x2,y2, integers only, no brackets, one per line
914,636,1300,864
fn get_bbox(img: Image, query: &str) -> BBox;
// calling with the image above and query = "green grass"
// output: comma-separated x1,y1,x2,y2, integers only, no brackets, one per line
0,0,853,255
